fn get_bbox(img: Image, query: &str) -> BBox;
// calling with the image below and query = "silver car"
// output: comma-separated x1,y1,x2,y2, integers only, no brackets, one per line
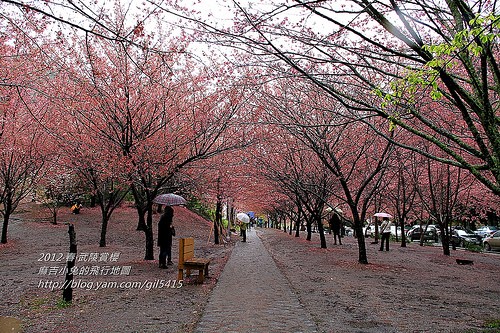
483,231,500,251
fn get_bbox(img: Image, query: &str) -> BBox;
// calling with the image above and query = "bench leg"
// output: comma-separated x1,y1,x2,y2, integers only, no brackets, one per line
178,269,183,281
204,265,209,277
197,269,204,283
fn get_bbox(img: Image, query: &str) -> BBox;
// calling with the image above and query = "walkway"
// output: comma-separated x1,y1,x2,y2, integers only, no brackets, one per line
195,228,318,333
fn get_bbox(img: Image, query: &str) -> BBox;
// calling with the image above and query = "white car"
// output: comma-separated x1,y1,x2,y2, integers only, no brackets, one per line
406,225,440,242
475,226,499,238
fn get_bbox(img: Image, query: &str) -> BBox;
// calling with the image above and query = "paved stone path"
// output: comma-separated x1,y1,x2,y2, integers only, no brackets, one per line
195,228,318,333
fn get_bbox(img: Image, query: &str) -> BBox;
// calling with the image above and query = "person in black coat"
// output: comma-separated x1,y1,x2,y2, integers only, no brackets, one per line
158,206,175,268
329,212,342,245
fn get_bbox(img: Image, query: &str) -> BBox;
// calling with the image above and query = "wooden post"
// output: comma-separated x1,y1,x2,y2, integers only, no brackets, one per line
63,224,77,302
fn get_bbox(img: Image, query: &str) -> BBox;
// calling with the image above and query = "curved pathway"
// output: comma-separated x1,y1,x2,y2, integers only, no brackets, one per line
195,228,318,333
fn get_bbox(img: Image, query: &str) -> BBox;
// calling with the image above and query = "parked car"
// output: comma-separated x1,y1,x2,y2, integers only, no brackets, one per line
406,225,440,242
344,226,354,237
483,231,500,251
450,229,482,247
475,226,499,238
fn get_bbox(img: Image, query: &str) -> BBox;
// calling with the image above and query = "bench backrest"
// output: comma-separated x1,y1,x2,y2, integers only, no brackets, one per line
179,237,195,268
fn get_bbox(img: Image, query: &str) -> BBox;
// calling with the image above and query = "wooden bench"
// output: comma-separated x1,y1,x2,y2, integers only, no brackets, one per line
178,237,210,283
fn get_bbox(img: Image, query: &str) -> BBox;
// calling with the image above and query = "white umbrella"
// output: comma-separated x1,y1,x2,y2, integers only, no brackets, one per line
374,212,392,218
153,193,187,206
236,212,250,224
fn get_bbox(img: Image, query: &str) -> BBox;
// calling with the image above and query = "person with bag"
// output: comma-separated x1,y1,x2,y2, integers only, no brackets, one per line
158,206,176,268
379,216,392,251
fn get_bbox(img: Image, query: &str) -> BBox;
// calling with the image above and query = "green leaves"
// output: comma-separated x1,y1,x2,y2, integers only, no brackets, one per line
374,12,499,112
423,13,500,58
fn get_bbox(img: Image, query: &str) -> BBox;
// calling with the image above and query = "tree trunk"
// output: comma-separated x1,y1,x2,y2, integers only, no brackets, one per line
144,204,154,260
52,210,57,225
99,215,110,247
317,215,327,249
214,199,221,245
1,212,10,244
439,223,451,256
373,218,379,244
144,225,154,260
400,217,407,247
1,198,13,244
306,221,312,241
353,218,368,264
136,207,147,231
63,224,77,302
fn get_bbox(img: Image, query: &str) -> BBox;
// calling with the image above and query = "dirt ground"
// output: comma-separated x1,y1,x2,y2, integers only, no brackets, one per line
1,202,499,333
259,228,500,333
0,202,233,333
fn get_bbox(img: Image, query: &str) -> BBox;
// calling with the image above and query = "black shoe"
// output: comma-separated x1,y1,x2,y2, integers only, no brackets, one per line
167,261,174,265
160,264,167,269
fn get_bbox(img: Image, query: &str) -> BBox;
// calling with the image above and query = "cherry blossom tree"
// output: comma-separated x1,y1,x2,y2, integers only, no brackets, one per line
253,78,395,263
37,169,81,225
0,94,48,243
162,0,500,197
253,127,335,247
63,15,247,257
0,17,57,243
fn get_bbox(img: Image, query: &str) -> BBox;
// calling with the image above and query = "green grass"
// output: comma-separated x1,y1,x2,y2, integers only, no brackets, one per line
56,299,72,309
463,319,500,333
27,297,50,311
21,295,72,313
465,243,483,252
485,319,500,329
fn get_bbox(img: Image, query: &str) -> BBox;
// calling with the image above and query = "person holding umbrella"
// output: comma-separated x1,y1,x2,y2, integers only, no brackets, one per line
237,213,250,242
158,206,176,268
379,216,392,251
240,220,247,242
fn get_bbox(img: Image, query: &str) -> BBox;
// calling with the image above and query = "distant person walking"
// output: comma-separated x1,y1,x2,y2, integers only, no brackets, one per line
379,217,392,251
329,212,342,245
158,206,176,268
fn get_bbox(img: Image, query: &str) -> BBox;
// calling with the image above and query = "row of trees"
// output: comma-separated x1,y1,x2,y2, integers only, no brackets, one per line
181,0,500,263
239,78,498,261
0,0,499,265
0,5,252,262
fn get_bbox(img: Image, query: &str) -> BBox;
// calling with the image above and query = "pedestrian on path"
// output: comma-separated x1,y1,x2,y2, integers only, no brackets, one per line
329,212,342,245
240,221,247,242
379,216,392,251
71,202,82,214
158,206,176,268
